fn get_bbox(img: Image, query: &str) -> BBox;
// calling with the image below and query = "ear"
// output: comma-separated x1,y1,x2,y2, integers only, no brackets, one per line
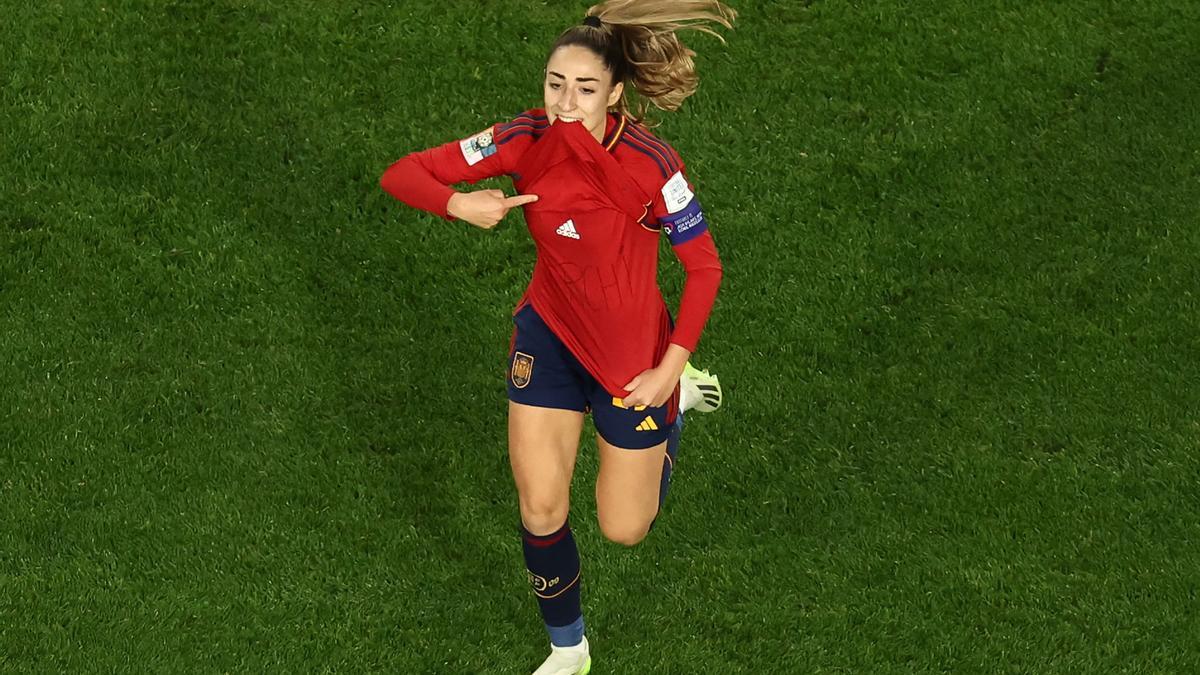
607,80,625,108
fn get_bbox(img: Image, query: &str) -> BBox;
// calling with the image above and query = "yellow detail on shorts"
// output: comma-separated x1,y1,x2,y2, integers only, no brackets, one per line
612,396,647,412
635,416,659,432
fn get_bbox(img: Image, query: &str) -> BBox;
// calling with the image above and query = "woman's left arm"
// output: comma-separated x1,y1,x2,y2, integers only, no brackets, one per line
621,229,722,408
666,229,723,353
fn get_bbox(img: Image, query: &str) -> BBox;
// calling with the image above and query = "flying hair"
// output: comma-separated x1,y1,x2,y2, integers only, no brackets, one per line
549,0,736,123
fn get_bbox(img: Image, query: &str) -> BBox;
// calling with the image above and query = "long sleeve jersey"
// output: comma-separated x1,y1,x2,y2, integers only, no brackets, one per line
380,109,722,397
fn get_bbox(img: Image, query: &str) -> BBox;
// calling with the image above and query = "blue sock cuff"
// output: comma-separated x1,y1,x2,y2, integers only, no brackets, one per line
547,616,586,647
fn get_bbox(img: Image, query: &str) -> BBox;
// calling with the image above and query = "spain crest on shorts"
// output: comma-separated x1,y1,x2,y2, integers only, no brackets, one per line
511,351,534,388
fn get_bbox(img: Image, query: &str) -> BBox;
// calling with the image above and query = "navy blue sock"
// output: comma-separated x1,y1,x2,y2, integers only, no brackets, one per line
660,412,684,508
648,412,685,533
521,520,584,647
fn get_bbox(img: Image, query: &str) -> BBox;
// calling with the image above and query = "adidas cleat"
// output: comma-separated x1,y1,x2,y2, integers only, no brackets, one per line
533,636,591,675
680,362,722,413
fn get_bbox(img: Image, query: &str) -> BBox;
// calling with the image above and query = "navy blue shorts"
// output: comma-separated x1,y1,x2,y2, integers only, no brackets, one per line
507,303,675,450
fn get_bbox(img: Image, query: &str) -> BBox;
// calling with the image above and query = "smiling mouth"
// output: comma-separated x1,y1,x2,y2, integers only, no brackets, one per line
555,115,582,123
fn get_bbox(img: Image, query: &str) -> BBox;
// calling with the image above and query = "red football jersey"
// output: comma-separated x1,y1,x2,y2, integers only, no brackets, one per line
381,109,722,397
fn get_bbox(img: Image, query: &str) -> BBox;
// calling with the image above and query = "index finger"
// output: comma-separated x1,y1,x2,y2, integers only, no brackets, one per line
502,194,539,208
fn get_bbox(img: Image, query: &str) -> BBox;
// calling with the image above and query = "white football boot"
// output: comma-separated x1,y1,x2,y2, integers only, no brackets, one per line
532,637,591,675
680,361,722,413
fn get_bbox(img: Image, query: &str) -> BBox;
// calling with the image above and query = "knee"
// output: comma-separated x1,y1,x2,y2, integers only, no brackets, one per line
598,517,651,547
518,493,569,535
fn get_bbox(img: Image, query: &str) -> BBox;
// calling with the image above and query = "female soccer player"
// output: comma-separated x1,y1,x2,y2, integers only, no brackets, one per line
380,2,733,672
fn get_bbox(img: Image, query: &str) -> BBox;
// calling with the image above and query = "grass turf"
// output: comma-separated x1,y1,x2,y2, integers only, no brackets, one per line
3,0,1199,672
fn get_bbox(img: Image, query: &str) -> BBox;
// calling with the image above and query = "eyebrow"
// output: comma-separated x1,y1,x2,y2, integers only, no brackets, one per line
548,70,600,83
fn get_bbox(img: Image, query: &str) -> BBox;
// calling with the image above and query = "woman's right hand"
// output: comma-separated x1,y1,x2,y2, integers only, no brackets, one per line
447,190,539,229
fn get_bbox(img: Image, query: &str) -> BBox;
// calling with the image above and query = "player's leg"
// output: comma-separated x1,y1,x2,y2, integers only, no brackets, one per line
509,402,591,675
590,389,677,545
595,435,669,546
659,411,683,506
509,401,584,534
507,303,593,674
660,360,718,512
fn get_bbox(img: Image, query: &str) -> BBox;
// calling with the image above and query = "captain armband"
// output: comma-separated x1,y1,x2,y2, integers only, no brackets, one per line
661,200,709,246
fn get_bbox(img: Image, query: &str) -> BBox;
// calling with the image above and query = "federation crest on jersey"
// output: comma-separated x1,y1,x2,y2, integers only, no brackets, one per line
460,129,497,166
511,351,534,388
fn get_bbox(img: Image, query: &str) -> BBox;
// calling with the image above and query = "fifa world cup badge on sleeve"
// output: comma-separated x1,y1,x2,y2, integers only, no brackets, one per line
662,171,695,214
460,129,497,166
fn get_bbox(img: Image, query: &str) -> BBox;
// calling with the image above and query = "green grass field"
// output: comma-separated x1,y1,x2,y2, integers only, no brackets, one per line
4,0,1200,672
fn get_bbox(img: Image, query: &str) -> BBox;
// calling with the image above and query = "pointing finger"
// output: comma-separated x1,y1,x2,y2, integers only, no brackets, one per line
502,194,539,208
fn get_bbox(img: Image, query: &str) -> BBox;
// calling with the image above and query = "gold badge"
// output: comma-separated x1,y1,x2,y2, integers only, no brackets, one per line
511,352,534,388
527,570,547,592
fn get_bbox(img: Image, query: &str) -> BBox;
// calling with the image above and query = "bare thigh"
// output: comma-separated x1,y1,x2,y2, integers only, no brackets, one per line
595,435,668,546
508,401,586,536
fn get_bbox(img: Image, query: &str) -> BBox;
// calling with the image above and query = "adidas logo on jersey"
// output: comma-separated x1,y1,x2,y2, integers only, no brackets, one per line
635,416,659,432
555,219,580,239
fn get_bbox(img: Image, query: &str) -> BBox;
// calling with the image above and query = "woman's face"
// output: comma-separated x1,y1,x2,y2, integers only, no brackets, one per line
544,45,624,142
